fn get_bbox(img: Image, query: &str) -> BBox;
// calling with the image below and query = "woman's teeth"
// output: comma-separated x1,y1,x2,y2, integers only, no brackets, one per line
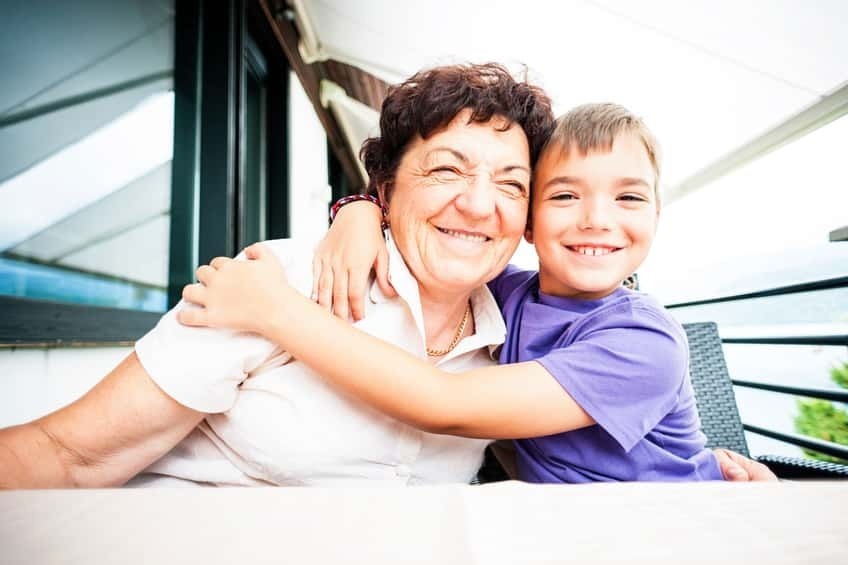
438,227,488,242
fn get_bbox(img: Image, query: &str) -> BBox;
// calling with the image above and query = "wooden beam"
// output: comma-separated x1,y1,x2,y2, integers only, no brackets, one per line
258,0,365,192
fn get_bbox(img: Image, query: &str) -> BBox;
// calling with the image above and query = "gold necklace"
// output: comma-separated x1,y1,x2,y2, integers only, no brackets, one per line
426,302,471,357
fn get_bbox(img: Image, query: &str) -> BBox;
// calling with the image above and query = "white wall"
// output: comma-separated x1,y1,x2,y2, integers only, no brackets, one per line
0,346,130,427
288,71,331,245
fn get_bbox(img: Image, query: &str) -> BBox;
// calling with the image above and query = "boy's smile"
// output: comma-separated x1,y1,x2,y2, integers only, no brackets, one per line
527,132,659,300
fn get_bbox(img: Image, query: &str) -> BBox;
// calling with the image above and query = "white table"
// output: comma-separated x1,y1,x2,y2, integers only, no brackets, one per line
1,481,845,564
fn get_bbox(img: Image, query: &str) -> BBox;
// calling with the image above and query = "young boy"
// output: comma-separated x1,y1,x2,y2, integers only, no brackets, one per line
180,103,725,482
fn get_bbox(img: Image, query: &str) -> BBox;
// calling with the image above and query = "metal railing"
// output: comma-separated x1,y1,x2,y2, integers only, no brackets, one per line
667,276,848,461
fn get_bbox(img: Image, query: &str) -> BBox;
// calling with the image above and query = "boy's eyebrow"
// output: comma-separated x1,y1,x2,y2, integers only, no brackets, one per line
424,147,530,176
615,177,652,189
542,175,583,189
541,176,653,189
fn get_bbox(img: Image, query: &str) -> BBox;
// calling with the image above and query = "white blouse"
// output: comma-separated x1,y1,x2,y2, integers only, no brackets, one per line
132,235,507,487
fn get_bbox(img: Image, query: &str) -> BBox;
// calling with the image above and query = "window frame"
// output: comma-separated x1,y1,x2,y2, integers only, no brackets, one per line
1,0,292,346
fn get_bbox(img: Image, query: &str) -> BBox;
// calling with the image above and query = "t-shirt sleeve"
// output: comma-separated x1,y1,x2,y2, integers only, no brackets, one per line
534,305,688,452
135,241,306,414
487,264,534,307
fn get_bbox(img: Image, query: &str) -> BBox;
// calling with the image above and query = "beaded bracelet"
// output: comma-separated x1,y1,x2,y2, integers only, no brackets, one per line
329,194,389,230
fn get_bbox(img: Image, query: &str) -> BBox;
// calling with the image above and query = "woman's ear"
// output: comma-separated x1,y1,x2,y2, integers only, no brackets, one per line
376,181,391,207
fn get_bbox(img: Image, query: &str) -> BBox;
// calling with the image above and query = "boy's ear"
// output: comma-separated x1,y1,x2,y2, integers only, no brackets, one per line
524,212,534,243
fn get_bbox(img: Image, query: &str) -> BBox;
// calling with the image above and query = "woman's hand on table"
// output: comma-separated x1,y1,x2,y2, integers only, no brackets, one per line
312,200,395,321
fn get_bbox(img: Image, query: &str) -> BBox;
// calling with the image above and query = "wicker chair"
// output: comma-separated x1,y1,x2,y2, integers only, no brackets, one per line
684,321,848,479
476,321,848,483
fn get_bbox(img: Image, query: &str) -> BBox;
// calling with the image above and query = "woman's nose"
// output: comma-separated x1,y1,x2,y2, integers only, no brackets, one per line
455,175,496,219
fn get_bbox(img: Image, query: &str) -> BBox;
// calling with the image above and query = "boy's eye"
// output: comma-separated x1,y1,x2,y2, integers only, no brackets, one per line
619,193,648,202
550,192,576,201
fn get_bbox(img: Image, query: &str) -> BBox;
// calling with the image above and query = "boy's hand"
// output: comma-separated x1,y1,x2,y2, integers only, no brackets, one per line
713,448,777,481
179,243,291,336
313,200,396,322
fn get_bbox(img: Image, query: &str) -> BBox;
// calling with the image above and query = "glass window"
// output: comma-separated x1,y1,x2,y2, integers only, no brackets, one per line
641,114,848,459
0,1,174,313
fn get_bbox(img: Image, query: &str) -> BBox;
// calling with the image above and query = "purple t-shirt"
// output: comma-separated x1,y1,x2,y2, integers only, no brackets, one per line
488,265,722,483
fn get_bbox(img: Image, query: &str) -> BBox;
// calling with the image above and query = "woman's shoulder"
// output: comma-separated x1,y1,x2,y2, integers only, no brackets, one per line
245,238,316,297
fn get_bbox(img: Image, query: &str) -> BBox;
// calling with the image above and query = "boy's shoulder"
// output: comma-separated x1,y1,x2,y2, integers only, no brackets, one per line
488,263,539,300
601,290,687,343
567,289,682,338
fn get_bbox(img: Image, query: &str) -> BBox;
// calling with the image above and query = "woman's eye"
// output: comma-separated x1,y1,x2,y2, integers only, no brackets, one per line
619,194,648,202
499,181,526,194
431,166,461,175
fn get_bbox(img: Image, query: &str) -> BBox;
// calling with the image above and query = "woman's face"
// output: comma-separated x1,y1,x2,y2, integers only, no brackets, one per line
384,109,530,298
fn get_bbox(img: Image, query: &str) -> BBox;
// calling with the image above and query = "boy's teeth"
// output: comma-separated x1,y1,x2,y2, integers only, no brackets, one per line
439,228,487,242
575,246,612,256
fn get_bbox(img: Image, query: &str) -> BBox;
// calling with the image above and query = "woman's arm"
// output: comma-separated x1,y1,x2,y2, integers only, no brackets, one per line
179,245,593,440
312,199,395,321
0,353,204,488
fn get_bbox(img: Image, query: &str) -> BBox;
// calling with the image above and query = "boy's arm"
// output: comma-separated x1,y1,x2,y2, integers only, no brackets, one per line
180,247,780,480
312,200,395,321
0,353,204,489
180,245,594,440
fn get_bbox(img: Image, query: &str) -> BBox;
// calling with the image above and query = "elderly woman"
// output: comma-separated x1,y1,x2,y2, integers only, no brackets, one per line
0,63,760,488
0,64,553,487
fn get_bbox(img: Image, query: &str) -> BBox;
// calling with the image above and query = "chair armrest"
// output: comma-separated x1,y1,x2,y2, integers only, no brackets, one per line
756,454,848,479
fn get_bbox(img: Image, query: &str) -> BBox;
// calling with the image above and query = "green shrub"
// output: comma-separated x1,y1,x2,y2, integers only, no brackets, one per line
793,361,848,464
831,362,848,389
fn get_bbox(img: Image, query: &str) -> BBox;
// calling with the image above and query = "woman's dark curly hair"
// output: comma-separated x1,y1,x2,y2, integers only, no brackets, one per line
361,63,554,200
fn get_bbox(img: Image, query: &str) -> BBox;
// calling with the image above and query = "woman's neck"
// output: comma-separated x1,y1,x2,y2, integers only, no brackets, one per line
418,287,475,360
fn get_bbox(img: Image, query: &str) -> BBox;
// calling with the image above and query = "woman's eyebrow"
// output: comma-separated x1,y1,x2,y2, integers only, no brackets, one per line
499,164,531,177
424,148,528,173
424,147,468,164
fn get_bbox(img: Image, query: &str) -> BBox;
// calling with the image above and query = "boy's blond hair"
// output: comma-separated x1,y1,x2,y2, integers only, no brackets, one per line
541,103,662,202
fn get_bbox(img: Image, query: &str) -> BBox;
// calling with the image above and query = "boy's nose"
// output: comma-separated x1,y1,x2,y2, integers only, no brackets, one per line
455,175,496,219
579,199,612,231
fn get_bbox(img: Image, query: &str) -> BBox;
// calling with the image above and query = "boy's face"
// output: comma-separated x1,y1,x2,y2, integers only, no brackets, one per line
527,132,659,299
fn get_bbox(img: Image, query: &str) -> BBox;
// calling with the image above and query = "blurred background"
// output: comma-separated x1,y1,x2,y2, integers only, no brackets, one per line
0,0,846,463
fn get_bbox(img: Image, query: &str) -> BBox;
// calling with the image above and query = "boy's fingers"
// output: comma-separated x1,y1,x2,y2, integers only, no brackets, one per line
374,249,397,297
181,283,207,306
176,308,208,327
713,449,744,481
210,256,231,269
316,263,334,311
332,270,350,320
311,257,322,301
195,265,215,285
245,243,268,260
348,267,370,321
